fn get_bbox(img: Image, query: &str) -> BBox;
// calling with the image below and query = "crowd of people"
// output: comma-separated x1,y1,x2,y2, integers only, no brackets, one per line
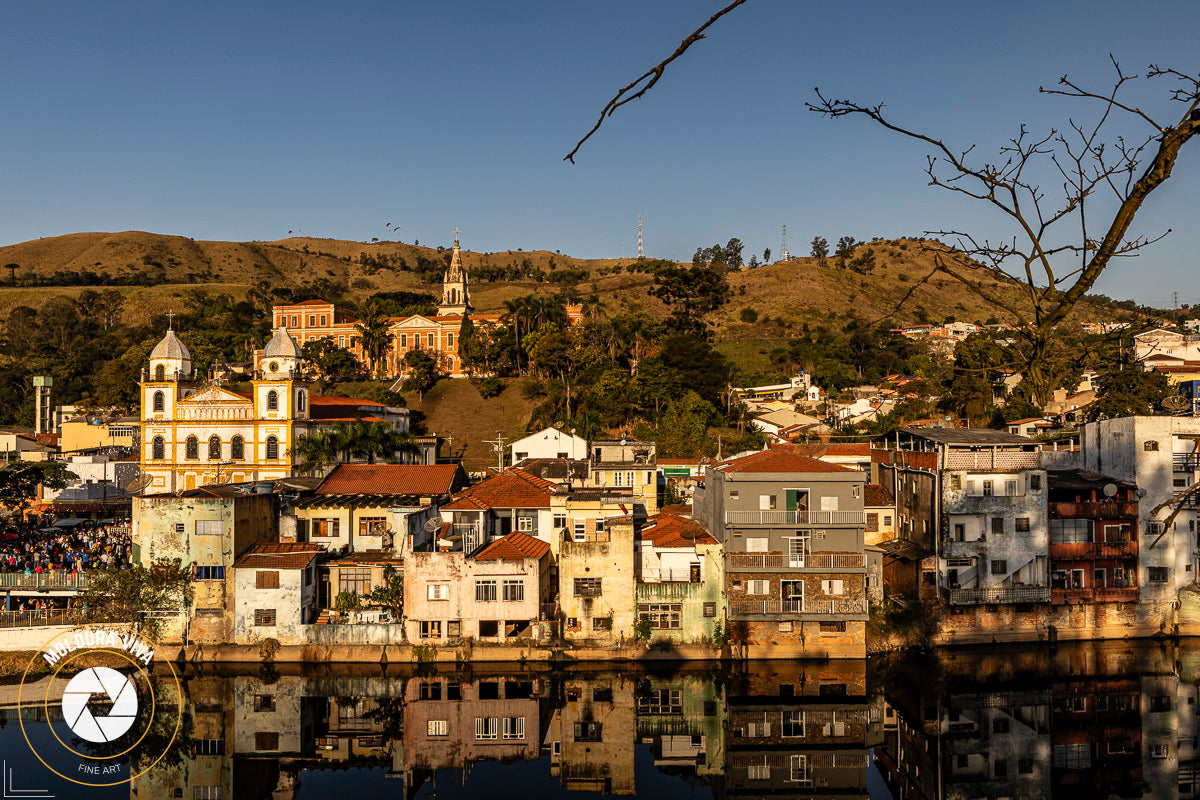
0,521,132,577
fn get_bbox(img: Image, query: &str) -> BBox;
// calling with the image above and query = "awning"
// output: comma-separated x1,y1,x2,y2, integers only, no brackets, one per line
52,518,88,528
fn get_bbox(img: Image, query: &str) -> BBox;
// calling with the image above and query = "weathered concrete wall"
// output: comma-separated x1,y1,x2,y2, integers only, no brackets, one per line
0,625,72,651
935,600,1177,645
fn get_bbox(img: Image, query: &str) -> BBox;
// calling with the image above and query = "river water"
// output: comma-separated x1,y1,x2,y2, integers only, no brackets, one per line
0,640,1194,798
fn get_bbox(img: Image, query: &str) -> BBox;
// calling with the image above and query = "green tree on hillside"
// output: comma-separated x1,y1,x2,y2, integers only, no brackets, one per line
400,350,443,400
354,302,392,378
810,237,829,267
1088,368,1172,420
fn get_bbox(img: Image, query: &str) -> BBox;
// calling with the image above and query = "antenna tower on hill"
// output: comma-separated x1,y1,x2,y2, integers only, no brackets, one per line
780,225,790,261
637,215,644,260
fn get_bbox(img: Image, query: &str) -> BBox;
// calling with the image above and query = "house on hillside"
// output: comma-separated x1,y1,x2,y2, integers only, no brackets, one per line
510,427,588,463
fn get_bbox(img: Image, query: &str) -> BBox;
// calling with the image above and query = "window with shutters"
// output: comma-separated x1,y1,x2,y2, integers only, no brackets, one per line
574,578,601,597
427,584,448,600
747,579,770,595
254,609,276,626
266,435,279,459
427,720,448,736
256,571,280,589
195,520,223,536
573,520,586,542
821,579,845,595
312,519,340,537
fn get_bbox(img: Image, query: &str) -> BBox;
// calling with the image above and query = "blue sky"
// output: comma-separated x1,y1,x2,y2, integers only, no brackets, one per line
2,0,1198,306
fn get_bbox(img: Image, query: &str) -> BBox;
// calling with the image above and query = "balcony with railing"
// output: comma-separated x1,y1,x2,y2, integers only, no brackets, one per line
944,451,1041,471
730,597,867,617
1049,540,1138,560
728,551,866,570
725,510,865,526
948,585,1051,605
1051,585,1139,605
0,573,91,590
1049,501,1139,520
1174,453,1200,472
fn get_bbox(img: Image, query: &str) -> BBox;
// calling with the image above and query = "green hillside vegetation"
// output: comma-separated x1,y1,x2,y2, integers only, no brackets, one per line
0,230,1165,454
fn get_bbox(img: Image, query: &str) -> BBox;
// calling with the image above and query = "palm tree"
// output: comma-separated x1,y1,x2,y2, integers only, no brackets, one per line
354,302,392,379
290,420,422,475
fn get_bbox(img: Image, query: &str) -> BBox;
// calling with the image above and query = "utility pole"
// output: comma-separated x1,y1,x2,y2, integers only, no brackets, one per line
483,431,507,472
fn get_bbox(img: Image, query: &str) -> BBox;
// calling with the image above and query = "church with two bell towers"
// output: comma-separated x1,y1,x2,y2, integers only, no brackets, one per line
140,324,407,493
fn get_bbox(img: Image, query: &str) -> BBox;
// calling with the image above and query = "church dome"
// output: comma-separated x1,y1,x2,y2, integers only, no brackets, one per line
263,327,303,359
150,329,191,361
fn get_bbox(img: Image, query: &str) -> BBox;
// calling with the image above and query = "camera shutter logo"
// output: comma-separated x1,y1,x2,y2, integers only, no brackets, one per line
60,666,138,743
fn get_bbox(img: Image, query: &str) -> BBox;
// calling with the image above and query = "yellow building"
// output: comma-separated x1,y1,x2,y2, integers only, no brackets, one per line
58,415,139,453
139,326,408,492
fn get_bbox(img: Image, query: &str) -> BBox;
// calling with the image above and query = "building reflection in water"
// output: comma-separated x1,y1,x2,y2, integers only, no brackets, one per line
124,641,1200,799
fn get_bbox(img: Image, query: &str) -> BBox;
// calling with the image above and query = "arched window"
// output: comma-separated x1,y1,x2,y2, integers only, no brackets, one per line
185,436,199,460
152,436,165,460
266,436,279,460
154,364,165,381
208,435,221,460
231,435,245,460
267,390,279,411
296,390,306,413
152,391,164,412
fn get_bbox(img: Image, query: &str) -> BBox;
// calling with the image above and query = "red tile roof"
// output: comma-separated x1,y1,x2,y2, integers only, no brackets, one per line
638,512,717,548
308,396,386,407
717,449,857,474
441,469,557,510
234,542,324,570
473,531,551,562
317,464,465,496
773,442,871,458
864,483,894,508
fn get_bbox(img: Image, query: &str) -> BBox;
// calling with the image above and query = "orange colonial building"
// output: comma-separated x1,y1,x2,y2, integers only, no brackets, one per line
257,233,583,380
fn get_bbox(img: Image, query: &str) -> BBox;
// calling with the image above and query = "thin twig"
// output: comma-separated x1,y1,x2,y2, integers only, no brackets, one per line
564,0,751,163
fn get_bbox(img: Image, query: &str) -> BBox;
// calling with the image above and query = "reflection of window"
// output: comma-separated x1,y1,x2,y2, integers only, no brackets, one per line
637,689,683,714
574,722,602,742
427,720,448,736
502,717,525,739
254,609,276,626
475,717,498,740
254,695,275,711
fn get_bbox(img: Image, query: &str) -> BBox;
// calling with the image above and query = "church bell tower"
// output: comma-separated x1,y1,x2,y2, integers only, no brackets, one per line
437,229,472,316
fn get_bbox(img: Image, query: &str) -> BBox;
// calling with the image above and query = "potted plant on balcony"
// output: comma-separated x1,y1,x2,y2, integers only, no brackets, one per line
335,590,360,622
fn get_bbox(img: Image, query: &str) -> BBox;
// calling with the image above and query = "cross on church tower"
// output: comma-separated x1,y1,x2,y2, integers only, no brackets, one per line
166,311,176,330
453,227,461,246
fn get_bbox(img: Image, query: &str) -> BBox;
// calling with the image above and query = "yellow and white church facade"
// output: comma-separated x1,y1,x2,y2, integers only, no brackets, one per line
140,326,408,492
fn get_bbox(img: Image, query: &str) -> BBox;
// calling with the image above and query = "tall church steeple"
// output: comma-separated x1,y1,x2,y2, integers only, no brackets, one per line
438,228,472,316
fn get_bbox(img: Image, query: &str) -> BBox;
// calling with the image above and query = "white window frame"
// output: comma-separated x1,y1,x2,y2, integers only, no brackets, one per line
427,720,448,736
475,717,498,741
427,584,448,601
747,579,769,595
475,580,498,602
195,520,224,536
502,716,525,739
502,580,524,602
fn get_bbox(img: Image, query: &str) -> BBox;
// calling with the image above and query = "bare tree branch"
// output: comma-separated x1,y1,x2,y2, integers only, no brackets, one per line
564,0,751,163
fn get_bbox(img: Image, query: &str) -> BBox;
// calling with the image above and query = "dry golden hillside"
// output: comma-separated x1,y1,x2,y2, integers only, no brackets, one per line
0,231,1131,335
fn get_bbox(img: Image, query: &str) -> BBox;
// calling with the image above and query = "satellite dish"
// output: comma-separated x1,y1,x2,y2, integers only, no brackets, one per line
1103,483,1118,498
1163,395,1191,412
122,474,154,494
424,516,445,533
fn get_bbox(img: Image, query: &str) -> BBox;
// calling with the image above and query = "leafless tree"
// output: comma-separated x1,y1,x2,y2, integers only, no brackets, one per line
567,4,1200,407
